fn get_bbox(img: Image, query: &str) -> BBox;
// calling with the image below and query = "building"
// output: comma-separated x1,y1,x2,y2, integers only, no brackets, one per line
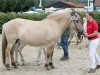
44,1,85,12
95,0,100,11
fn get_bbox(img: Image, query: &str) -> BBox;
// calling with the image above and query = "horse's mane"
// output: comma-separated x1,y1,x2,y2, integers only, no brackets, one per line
46,9,83,26
46,9,72,18
75,12,84,25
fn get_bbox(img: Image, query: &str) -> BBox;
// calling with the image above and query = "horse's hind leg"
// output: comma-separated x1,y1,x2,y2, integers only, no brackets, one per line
10,40,20,68
14,41,25,66
18,44,25,65
14,47,19,66
10,47,16,68
68,36,72,45
5,44,13,69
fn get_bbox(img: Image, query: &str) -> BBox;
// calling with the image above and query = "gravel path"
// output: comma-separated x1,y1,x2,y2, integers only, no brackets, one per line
0,34,100,75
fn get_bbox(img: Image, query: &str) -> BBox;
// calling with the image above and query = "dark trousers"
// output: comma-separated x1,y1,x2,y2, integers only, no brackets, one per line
61,35,69,57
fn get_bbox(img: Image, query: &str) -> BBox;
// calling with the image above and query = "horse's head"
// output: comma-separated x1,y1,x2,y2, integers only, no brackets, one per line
70,11,84,34
45,9,84,36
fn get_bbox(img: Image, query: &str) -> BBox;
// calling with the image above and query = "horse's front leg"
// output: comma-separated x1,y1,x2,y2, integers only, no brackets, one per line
11,40,21,68
43,46,47,63
14,42,25,66
45,45,55,70
49,48,55,69
68,35,73,45
36,46,43,66
14,48,19,66
19,49,24,65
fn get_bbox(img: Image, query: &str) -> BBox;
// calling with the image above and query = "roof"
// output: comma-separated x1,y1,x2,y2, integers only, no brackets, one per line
95,0,100,6
44,1,85,8
63,1,85,8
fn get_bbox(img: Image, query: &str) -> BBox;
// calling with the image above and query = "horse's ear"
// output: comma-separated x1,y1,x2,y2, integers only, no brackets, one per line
71,11,75,16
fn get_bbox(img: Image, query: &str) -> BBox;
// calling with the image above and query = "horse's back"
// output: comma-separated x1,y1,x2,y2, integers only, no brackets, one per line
2,18,29,43
2,18,62,46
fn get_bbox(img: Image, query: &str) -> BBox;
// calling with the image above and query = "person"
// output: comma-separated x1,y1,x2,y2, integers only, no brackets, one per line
84,12,100,73
60,26,70,61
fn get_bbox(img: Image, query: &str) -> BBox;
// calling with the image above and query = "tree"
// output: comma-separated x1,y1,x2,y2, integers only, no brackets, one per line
0,0,35,12
0,0,7,12
14,0,35,12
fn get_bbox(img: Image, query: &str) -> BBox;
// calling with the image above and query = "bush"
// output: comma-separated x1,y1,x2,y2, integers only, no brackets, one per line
0,11,100,33
0,12,49,28
0,12,50,33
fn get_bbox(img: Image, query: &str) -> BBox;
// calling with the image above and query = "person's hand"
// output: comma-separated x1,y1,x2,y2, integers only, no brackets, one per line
83,32,89,37
84,34,89,37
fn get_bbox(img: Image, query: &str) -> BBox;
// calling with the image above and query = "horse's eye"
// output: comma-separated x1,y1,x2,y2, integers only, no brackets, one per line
76,20,79,23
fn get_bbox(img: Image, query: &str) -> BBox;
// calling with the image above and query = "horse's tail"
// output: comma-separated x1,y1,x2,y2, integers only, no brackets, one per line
2,29,7,65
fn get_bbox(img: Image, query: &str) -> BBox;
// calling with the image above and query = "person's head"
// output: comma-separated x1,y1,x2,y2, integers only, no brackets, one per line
86,12,94,21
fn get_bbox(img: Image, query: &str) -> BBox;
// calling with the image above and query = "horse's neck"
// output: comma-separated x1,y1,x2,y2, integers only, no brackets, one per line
46,13,71,36
54,15,71,35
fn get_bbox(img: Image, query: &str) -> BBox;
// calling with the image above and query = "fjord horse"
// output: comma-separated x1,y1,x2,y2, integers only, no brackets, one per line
2,9,84,70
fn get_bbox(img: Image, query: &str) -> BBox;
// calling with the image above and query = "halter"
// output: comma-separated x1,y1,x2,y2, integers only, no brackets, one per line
70,11,83,34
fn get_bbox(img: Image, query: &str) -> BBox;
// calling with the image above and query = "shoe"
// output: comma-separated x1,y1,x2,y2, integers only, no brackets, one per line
60,56,69,61
88,69,96,73
96,65,100,69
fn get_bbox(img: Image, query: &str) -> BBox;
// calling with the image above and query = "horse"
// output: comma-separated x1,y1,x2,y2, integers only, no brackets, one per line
76,17,88,50
68,17,88,45
68,30,84,45
2,9,84,70
12,17,84,66
68,22,81,45
68,17,88,50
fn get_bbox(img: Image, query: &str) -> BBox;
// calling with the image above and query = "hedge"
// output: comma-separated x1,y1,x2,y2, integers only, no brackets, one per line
0,11,100,33
0,12,50,28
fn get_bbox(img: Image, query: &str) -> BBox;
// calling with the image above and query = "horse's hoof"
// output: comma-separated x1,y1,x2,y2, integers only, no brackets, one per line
51,66,55,69
14,63,18,68
21,63,25,66
14,65,18,68
37,63,40,66
5,64,10,68
36,61,40,66
6,67,11,70
46,67,51,70
12,62,15,66
45,64,51,70
49,63,55,69
5,64,11,70
17,63,20,65
79,47,81,50
12,62,18,68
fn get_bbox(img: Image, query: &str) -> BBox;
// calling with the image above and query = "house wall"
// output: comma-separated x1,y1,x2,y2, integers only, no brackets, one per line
64,8,84,12
45,8,85,13
46,2,74,8
96,6,100,11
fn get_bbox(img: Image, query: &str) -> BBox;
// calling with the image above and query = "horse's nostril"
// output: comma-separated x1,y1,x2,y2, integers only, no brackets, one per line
78,30,84,34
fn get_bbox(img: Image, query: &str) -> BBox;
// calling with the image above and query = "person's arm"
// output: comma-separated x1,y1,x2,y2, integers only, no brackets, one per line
84,31,98,37
84,20,98,37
